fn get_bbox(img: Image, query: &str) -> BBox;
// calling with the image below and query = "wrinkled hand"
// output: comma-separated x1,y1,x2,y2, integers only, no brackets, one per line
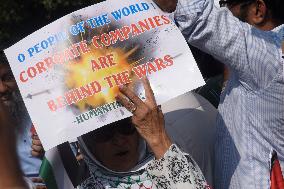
116,78,172,159
31,134,45,159
153,0,177,12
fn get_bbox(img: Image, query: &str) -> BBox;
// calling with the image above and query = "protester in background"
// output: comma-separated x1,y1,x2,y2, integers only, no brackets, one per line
153,0,284,188
0,99,28,189
77,78,216,189
0,51,46,189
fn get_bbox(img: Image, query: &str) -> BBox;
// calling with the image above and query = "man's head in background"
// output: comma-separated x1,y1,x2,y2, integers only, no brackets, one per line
0,51,17,105
219,0,284,30
0,51,28,126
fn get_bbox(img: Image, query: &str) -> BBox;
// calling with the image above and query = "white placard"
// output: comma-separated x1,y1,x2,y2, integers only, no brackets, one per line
5,0,205,150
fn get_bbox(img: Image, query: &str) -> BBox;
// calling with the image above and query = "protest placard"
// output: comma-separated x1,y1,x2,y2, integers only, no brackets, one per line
4,0,205,150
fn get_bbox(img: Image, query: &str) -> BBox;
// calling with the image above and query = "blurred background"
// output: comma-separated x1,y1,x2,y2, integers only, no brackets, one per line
0,0,106,49
0,0,221,49
0,0,225,108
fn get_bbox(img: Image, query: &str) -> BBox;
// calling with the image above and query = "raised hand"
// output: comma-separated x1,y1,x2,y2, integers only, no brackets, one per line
116,78,172,159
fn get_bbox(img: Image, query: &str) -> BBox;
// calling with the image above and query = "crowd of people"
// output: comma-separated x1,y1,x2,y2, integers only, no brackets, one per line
0,0,283,188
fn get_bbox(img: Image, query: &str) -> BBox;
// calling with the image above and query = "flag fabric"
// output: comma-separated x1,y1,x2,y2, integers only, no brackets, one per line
270,150,284,189
40,147,75,189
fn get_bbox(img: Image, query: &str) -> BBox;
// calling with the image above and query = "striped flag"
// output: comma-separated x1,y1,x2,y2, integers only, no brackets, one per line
40,147,75,189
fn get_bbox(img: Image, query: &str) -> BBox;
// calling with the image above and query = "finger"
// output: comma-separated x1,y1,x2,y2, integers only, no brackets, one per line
76,154,83,161
31,178,44,183
116,93,143,115
36,186,47,189
32,139,42,146
31,150,43,157
119,85,145,107
32,135,40,140
31,144,43,152
142,77,157,107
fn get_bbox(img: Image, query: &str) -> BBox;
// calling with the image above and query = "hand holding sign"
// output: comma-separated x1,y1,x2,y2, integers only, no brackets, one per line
116,77,172,159
31,134,45,159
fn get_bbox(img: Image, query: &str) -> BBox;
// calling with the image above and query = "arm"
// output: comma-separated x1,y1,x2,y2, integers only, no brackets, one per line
152,0,249,75
147,144,209,189
173,0,249,73
164,0,281,89
0,100,27,189
116,78,172,159
116,78,209,188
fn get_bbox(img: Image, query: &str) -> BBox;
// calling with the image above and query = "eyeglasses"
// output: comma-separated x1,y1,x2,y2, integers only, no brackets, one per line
87,123,136,143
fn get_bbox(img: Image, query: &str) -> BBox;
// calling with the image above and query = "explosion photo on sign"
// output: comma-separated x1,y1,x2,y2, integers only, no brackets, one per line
63,14,156,113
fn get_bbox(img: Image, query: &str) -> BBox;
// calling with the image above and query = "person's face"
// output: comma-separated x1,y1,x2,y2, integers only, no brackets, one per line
223,0,273,30
0,64,17,106
88,124,140,172
0,63,27,128
231,4,257,24
220,0,257,24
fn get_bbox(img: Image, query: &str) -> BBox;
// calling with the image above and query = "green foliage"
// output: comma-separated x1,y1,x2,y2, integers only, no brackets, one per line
0,0,104,49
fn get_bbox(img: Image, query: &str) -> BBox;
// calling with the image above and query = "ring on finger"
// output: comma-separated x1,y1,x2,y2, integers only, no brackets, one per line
130,104,137,113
